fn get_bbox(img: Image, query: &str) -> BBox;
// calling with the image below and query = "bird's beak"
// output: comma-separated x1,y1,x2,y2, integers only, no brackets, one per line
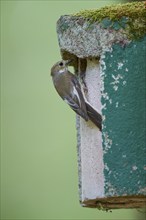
64,59,73,66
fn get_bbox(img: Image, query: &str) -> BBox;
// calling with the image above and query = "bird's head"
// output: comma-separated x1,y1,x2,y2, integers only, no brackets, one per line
51,60,72,77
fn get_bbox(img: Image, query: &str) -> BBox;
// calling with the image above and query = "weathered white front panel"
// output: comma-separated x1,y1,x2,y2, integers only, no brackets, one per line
80,59,104,202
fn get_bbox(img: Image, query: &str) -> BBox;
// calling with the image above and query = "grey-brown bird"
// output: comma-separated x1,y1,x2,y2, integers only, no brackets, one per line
51,60,102,131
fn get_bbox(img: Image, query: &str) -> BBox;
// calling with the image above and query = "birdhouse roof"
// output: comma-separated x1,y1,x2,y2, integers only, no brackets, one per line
57,1,146,58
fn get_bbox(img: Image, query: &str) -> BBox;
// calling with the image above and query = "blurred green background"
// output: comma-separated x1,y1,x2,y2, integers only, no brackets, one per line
1,1,145,219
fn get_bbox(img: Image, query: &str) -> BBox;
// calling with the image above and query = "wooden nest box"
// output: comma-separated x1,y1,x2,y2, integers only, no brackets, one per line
56,2,146,209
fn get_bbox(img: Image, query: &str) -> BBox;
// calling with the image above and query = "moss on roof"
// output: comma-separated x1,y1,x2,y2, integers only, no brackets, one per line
73,2,145,22
73,1,146,39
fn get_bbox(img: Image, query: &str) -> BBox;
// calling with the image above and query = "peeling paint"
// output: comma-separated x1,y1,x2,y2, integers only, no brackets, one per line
103,131,112,154
101,37,146,197
116,102,119,108
132,166,138,171
138,187,146,194
123,81,127,86
110,74,124,91
117,62,124,69
108,99,112,104
105,183,118,196
113,85,118,91
104,163,110,171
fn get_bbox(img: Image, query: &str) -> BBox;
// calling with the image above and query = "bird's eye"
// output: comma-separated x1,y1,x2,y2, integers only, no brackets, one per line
59,62,63,66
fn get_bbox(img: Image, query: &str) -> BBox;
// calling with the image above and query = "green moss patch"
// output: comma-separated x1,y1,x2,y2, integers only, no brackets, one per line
73,2,146,39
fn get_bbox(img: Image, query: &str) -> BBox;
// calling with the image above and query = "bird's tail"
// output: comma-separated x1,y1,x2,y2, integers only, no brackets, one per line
85,102,102,131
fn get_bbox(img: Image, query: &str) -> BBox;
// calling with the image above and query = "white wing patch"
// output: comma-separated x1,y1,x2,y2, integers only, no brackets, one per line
73,86,81,106
64,98,70,105
64,97,79,110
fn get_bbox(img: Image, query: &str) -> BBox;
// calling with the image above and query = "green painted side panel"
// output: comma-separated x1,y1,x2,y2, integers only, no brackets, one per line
102,36,146,196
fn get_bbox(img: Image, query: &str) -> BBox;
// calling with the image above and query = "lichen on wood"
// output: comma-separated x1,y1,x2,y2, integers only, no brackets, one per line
57,2,146,59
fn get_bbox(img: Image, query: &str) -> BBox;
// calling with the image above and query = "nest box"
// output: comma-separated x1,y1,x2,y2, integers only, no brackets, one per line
56,2,146,209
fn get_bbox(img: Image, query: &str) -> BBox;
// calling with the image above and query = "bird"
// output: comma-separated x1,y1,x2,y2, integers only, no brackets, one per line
51,59,102,131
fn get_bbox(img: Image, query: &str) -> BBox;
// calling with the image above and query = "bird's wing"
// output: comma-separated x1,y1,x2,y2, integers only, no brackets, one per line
60,74,88,120
70,75,88,121
71,76,84,108
64,93,88,121
63,96,79,111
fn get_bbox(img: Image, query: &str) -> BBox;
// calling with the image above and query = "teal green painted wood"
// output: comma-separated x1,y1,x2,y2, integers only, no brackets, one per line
101,37,146,197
